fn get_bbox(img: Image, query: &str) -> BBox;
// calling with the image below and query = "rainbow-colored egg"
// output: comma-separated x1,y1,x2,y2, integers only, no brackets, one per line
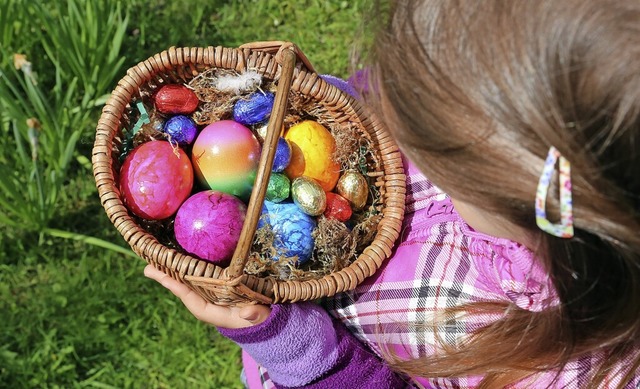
191,120,261,200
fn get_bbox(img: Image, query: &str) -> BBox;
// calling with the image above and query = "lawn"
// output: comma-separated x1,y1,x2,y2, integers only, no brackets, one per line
0,1,372,387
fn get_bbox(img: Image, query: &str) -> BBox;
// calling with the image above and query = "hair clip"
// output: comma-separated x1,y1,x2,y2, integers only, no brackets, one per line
535,146,574,238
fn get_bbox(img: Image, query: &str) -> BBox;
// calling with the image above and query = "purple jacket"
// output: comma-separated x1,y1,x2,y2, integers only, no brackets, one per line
219,303,408,388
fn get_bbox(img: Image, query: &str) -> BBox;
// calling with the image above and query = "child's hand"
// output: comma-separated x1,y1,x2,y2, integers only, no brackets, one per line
143,265,272,329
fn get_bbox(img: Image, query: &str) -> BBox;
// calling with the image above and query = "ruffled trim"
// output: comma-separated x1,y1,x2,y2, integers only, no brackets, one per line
458,216,559,311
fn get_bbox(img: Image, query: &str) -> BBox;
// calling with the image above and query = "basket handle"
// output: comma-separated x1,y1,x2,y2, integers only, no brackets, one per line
226,46,298,279
239,40,315,73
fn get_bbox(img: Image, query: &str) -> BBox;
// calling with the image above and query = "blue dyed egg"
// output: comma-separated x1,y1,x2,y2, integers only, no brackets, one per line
163,115,197,145
272,137,292,172
233,91,275,125
259,201,316,264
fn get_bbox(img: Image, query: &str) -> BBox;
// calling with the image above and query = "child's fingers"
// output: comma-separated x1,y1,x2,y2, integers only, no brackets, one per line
143,265,258,328
144,265,212,318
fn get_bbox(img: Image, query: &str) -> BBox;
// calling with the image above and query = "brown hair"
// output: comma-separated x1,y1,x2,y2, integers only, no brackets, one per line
368,0,640,387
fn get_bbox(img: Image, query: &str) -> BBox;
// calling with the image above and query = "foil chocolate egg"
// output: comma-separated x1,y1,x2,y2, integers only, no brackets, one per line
324,192,353,222
291,176,326,216
252,122,285,142
336,170,369,210
266,173,290,203
272,137,292,172
259,201,316,265
154,84,199,114
233,91,275,126
163,115,198,145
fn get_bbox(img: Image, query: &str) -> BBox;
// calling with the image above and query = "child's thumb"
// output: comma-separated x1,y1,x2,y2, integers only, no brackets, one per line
238,305,271,326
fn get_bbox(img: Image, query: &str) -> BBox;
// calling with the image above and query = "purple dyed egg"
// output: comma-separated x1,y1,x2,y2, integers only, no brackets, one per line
233,91,275,125
272,137,292,172
174,190,247,266
163,115,198,145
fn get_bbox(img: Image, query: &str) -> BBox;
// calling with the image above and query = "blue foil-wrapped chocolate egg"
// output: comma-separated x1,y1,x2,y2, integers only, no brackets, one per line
233,91,275,126
163,115,197,145
259,201,316,264
272,137,292,172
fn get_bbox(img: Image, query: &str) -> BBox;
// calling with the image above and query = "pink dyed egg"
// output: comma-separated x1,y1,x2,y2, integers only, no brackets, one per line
191,120,261,200
119,140,194,220
174,190,247,266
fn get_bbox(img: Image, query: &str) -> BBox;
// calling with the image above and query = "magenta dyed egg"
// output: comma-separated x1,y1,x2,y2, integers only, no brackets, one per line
174,190,247,266
119,140,193,220
191,120,261,200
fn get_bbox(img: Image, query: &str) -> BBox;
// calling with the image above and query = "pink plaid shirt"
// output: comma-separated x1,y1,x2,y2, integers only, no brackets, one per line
245,159,639,388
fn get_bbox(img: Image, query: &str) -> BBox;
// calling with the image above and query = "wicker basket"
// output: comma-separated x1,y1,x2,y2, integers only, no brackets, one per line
92,42,406,306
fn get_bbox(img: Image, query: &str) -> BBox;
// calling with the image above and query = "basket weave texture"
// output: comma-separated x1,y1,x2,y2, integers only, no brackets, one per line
92,44,406,306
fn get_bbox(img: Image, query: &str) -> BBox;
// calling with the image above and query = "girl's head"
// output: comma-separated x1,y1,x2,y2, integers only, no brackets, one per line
370,0,640,385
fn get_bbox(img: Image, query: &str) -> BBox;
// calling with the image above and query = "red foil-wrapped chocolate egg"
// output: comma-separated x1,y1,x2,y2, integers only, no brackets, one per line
154,84,199,114
324,192,353,222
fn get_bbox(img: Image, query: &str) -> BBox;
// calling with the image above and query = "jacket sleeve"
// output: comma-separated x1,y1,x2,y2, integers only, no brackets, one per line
217,302,409,388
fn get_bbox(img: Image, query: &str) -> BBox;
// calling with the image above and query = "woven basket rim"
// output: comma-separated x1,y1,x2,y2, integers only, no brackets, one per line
92,44,406,305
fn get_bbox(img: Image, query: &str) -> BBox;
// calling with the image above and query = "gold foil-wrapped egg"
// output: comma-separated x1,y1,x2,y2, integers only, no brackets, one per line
291,176,327,216
252,122,285,143
336,170,368,210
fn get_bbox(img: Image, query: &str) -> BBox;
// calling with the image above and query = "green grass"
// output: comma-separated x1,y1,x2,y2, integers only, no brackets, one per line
0,0,372,387
1,247,243,388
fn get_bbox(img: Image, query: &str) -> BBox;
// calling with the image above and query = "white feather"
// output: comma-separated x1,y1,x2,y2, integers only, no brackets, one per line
213,70,262,95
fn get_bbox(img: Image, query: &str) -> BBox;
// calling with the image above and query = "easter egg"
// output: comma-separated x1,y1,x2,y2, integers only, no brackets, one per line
284,120,340,192
174,190,247,266
191,120,261,199
324,192,353,222
154,84,199,114
266,173,290,203
233,91,275,125
163,115,197,145
291,177,326,216
336,170,369,210
119,140,193,220
252,122,284,142
272,137,292,172
259,201,316,264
